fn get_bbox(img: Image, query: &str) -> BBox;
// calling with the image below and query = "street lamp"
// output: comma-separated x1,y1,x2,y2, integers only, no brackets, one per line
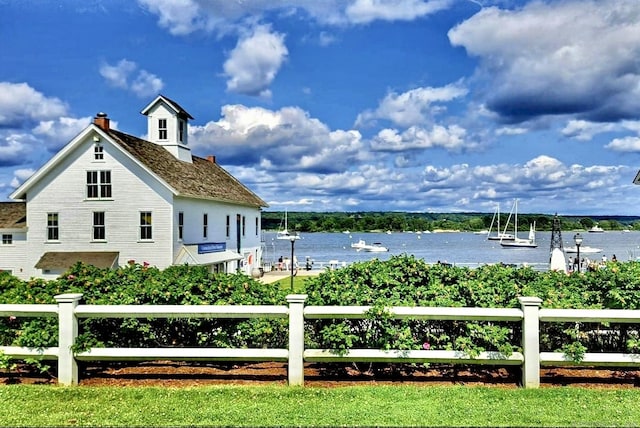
574,233,583,273
289,233,299,291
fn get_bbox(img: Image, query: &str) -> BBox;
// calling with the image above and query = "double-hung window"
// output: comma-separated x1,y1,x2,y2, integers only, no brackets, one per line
93,212,105,240
1,234,12,245
158,119,167,140
178,212,184,241
140,211,152,240
94,144,104,160
47,213,59,241
226,215,230,238
87,170,112,199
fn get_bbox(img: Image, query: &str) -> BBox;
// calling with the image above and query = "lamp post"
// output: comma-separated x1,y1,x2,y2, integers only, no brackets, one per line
289,233,299,291
574,232,583,272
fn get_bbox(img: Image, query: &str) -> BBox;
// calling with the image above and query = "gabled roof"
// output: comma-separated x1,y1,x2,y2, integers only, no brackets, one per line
107,129,267,207
141,94,194,120
0,202,26,229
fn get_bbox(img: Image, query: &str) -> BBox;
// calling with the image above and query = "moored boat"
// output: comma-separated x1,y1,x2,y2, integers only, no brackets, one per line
588,224,605,233
499,200,537,248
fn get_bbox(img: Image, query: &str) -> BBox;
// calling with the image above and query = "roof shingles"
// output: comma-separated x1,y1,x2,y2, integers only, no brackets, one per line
107,129,267,208
0,202,26,229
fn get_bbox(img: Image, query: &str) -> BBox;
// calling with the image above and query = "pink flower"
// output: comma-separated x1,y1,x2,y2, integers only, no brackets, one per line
67,274,76,280
143,261,149,268
9,316,16,322
422,342,430,350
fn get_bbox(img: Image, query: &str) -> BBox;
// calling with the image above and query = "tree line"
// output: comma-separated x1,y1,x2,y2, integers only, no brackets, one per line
262,211,640,233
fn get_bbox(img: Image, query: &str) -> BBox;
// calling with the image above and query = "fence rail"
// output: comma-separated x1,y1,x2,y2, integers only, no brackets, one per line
1,294,640,387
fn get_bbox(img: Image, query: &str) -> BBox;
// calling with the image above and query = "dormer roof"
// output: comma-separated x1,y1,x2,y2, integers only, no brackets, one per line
141,94,194,120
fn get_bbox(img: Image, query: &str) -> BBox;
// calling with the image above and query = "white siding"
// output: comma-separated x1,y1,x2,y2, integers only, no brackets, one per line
24,132,175,278
0,231,27,278
145,101,191,162
173,198,262,274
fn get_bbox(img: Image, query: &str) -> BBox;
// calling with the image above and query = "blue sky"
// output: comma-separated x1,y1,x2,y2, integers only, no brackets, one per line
2,0,640,215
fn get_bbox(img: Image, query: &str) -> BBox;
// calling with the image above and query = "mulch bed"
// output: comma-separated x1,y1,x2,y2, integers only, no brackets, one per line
2,361,640,388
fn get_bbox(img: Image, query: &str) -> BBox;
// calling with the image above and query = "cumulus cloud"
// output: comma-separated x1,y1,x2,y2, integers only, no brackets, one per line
0,82,68,127
0,133,35,167
9,168,35,189
189,104,364,173
346,0,452,24
136,0,455,35
356,83,468,127
448,0,640,123
99,59,164,97
371,124,468,152
32,116,93,151
223,25,288,97
605,137,640,153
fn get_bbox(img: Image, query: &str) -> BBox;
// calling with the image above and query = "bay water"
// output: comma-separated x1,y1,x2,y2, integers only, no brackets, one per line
263,230,640,271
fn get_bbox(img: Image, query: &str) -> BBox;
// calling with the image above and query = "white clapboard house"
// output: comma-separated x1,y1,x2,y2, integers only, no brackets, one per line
0,95,267,280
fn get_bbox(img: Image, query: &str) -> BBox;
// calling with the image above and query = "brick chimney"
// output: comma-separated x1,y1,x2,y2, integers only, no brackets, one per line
207,155,216,163
93,112,110,131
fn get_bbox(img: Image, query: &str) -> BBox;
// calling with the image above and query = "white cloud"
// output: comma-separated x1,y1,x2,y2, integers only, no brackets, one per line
346,0,452,24
136,0,456,35
137,0,207,36
99,59,136,89
189,104,364,173
33,116,93,151
0,82,68,127
356,83,468,127
223,25,288,97
131,70,164,97
0,133,34,166
371,124,468,152
605,137,640,153
448,0,640,122
9,168,35,189
99,59,164,97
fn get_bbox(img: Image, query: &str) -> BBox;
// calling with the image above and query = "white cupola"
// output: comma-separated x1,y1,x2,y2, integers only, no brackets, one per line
141,95,194,163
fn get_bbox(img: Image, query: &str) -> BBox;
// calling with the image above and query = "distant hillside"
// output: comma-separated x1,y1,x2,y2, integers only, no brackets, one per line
262,211,640,233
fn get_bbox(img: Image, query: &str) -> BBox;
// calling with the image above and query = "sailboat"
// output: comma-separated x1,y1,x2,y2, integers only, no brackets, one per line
500,199,537,248
487,204,515,241
276,210,299,240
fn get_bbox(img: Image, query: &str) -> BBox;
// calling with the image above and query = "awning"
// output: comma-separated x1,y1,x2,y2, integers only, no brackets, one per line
35,251,119,270
174,245,242,266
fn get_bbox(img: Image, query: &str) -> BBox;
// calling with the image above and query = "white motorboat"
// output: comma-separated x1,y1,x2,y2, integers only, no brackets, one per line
565,246,603,254
352,239,388,252
588,224,605,233
361,242,389,252
351,239,367,249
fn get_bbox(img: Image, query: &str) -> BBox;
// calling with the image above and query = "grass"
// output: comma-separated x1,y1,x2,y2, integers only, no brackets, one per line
273,275,308,292
1,385,640,426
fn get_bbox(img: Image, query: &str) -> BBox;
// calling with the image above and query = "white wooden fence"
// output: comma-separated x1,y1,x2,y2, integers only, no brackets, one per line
1,294,640,387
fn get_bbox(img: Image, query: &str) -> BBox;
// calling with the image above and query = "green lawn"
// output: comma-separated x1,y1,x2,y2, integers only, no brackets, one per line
2,385,639,426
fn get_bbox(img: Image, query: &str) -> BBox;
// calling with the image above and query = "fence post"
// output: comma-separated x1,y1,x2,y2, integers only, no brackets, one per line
287,294,308,386
518,296,542,388
54,293,83,386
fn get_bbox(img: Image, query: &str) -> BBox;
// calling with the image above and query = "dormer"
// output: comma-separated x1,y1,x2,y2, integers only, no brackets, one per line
141,95,194,163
